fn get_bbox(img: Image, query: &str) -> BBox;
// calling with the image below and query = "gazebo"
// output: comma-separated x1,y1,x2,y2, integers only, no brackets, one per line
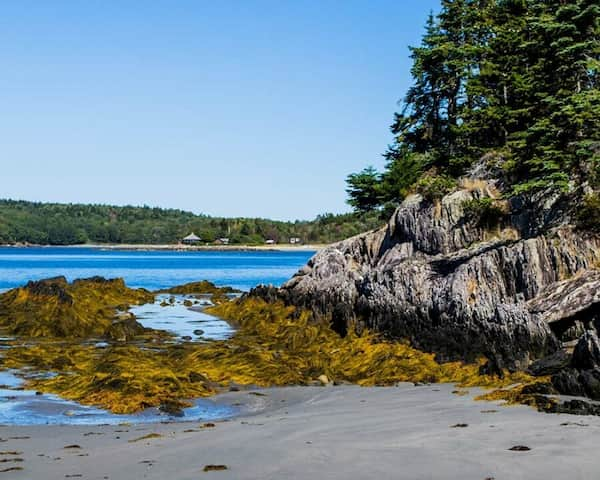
182,232,201,245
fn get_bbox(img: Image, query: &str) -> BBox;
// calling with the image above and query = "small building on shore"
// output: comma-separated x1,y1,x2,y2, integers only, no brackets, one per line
182,233,201,245
215,237,230,245
289,237,302,244
265,239,276,245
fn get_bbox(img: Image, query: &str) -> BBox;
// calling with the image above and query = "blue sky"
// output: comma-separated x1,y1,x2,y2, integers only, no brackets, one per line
1,1,440,220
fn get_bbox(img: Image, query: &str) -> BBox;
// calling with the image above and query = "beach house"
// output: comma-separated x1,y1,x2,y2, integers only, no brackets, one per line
182,233,201,245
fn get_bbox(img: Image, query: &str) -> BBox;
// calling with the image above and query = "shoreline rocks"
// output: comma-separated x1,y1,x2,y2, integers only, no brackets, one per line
252,167,600,393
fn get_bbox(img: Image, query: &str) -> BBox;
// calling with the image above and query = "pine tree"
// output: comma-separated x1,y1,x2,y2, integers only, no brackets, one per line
346,0,600,210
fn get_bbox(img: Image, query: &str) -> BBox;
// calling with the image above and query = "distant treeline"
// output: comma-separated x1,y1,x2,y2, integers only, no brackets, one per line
0,199,382,246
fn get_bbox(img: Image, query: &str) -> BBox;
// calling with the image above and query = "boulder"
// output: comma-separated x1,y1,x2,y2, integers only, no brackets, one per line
528,350,571,376
572,331,600,370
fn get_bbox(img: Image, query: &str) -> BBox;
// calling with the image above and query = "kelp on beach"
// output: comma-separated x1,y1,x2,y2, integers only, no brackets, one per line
0,277,548,414
0,276,153,339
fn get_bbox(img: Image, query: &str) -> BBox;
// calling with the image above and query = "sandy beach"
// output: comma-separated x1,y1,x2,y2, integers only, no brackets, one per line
88,244,325,252
1,384,599,480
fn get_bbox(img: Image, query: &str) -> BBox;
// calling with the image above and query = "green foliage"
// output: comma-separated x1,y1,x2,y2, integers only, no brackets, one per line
345,166,382,212
576,193,600,232
381,151,429,201
0,199,383,246
414,172,457,201
462,198,506,229
346,0,600,211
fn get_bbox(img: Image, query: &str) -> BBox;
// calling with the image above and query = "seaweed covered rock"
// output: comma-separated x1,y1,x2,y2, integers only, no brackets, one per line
0,276,154,338
157,280,241,304
0,297,537,414
157,280,240,296
254,169,600,375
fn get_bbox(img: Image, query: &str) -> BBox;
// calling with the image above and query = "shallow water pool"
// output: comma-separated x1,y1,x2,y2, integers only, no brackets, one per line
0,371,236,426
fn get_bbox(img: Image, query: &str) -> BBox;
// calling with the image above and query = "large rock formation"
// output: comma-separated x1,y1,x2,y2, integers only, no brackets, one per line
255,168,600,382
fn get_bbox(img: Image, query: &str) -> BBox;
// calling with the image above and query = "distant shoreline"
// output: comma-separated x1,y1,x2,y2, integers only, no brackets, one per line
0,242,325,253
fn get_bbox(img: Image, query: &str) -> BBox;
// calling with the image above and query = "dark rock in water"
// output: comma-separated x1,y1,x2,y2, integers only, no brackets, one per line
193,329,204,336
252,167,600,372
528,350,571,376
181,335,193,341
572,331,600,370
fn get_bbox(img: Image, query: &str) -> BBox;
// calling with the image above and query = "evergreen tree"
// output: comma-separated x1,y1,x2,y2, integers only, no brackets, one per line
347,0,600,211
345,166,382,213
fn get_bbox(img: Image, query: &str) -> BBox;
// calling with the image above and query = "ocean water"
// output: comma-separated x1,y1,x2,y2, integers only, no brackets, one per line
0,247,314,425
131,294,236,341
0,246,314,292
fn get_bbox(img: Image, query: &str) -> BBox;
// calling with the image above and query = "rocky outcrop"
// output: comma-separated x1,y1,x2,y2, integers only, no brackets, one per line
254,169,600,379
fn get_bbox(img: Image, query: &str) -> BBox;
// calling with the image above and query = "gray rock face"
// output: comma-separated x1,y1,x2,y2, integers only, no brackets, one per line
255,175,600,374
573,331,600,371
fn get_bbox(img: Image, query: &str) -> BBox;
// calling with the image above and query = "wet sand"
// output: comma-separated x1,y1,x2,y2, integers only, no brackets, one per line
1,384,599,479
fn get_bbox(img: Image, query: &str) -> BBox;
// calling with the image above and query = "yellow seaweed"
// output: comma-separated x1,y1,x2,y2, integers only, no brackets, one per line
0,276,154,338
0,293,543,414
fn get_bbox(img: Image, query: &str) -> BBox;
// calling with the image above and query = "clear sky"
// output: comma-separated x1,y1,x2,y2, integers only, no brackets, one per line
1,1,440,220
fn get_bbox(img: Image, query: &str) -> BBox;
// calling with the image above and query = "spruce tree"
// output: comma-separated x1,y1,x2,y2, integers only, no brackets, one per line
346,0,600,211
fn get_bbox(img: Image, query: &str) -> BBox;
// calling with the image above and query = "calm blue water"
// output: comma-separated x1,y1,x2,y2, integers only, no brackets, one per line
131,294,235,341
0,247,314,292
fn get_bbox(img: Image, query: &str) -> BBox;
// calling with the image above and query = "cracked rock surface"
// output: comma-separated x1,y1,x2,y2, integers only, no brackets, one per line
253,169,600,386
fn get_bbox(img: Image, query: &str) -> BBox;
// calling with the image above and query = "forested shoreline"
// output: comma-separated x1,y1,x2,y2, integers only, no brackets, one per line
0,199,381,246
